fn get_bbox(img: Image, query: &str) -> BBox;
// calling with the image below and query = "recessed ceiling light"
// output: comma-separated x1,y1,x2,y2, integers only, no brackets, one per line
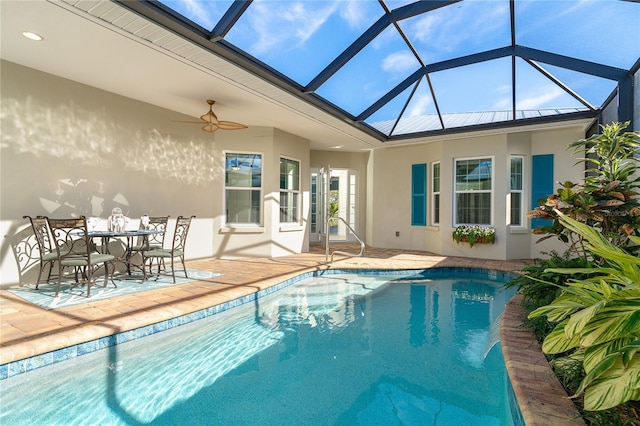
22,31,43,41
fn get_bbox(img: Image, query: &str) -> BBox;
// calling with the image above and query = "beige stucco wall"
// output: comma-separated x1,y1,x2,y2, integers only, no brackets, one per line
0,60,310,286
310,150,369,240
0,58,605,287
367,128,586,260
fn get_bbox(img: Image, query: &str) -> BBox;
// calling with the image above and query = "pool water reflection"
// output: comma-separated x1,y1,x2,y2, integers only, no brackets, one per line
1,272,517,425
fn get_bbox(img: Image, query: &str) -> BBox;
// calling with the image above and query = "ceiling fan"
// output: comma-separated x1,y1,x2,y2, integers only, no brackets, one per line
178,99,247,132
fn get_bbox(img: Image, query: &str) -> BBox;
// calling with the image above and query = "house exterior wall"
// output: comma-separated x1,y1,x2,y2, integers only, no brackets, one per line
367,128,586,260
0,59,606,286
310,150,369,240
0,61,310,286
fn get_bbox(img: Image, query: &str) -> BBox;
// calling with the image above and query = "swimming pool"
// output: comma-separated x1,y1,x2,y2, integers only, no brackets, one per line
1,269,519,425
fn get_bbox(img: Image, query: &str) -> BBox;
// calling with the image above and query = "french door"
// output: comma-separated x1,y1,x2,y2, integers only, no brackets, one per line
310,167,357,243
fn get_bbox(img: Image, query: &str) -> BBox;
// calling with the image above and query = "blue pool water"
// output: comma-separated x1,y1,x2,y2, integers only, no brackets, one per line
1,271,518,425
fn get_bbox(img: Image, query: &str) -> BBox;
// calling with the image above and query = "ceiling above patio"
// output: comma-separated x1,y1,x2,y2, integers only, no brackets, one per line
123,0,639,140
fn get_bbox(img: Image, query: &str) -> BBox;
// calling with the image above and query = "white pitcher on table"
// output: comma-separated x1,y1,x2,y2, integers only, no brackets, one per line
108,207,129,233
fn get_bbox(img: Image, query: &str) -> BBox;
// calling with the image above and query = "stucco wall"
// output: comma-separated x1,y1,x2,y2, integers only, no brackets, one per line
368,128,586,260
310,150,369,240
0,60,310,286
369,143,441,252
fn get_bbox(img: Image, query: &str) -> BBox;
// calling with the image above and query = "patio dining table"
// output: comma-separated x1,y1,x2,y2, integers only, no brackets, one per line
88,229,165,276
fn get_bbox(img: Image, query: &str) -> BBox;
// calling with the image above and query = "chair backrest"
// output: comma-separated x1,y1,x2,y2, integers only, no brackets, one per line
46,216,91,258
23,215,53,259
171,215,195,252
141,216,169,247
137,215,169,247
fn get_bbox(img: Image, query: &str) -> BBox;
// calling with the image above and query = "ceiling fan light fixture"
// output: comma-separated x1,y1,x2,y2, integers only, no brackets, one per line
175,99,247,133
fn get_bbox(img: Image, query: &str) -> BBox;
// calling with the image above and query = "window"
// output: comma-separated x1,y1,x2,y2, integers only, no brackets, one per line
509,156,524,226
432,162,440,225
225,153,262,225
411,164,427,226
280,157,300,223
454,157,493,225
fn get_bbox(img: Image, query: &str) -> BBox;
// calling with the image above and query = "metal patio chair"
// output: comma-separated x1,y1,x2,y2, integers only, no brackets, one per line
46,216,116,297
23,215,57,288
142,215,195,283
125,215,169,273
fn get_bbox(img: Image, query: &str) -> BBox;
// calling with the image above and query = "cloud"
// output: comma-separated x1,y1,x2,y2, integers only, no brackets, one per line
407,2,509,61
247,1,338,53
409,14,443,43
517,85,564,109
339,0,371,29
169,0,216,28
407,95,433,117
382,51,417,73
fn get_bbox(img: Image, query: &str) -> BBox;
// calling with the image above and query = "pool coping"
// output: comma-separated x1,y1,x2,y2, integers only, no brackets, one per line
501,293,586,425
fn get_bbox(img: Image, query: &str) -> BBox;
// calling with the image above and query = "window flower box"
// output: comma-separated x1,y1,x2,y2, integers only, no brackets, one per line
452,225,496,247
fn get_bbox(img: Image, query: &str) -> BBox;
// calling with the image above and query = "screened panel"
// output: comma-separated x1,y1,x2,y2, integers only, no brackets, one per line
158,0,234,29
515,0,640,69
146,0,638,139
316,25,421,116
399,0,510,64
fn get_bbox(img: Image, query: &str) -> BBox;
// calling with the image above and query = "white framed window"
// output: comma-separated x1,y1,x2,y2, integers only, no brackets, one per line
225,152,262,225
431,162,440,225
454,157,493,225
509,156,524,226
280,157,300,223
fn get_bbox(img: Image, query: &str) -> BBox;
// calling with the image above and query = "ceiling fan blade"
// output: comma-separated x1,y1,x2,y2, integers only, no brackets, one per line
200,110,219,124
202,123,219,132
175,100,246,132
217,121,248,130
172,120,206,124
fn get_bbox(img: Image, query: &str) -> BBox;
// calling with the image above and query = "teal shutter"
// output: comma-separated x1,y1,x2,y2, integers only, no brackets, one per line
531,154,554,228
412,164,427,226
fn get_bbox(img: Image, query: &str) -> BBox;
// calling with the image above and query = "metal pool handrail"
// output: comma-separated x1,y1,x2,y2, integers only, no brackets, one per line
325,215,365,262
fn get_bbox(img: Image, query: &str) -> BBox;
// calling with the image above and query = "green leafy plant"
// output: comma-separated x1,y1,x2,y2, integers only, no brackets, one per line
528,210,640,411
452,225,495,247
504,251,595,307
529,121,640,257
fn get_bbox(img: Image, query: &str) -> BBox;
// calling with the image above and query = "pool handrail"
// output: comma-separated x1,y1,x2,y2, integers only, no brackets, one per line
326,215,365,262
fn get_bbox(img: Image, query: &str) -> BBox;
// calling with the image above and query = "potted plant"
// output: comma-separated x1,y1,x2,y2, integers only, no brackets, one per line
452,225,496,247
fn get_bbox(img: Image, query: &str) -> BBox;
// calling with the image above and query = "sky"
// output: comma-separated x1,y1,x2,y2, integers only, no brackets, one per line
159,0,639,135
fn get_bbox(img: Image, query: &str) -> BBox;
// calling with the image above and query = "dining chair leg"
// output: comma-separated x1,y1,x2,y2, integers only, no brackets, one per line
36,266,44,289
170,257,176,283
180,255,188,279
54,265,63,298
86,264,93,298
